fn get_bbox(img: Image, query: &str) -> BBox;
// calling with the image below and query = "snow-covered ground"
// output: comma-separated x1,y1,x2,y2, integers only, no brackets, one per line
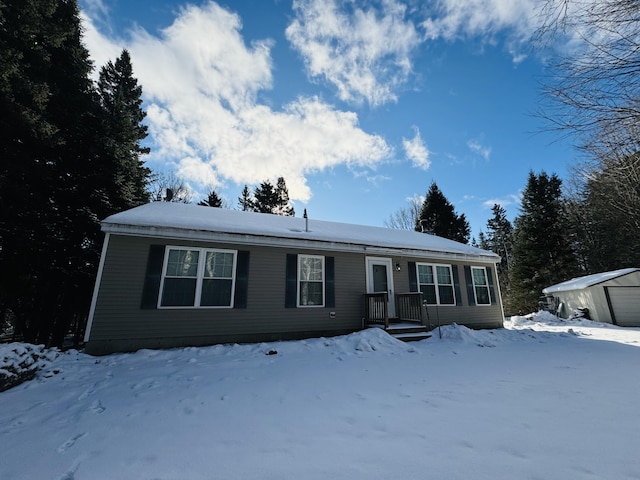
2,312,640,480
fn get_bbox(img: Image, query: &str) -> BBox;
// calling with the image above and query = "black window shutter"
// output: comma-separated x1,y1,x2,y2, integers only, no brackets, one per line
325,256,335,308
285,254,297,308
464,265,475,306
486,266,497,305
141,245,165,309
234,251,250,308
408,262,417,292
452,265,462,306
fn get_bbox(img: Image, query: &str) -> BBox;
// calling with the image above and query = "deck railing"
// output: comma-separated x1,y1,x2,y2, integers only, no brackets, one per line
364,292,427,329
364,292,389,329
395,292,424,324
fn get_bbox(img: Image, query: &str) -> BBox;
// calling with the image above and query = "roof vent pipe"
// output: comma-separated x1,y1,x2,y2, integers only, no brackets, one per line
303,208,309,232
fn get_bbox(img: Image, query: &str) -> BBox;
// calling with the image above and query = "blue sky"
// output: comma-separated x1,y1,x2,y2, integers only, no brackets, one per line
79,0,576,237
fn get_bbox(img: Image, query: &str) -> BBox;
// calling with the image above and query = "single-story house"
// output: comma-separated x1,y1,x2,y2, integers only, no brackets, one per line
542,268,640,326
84,202,504,354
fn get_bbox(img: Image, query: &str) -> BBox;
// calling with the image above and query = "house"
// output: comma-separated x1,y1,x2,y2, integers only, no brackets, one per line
542,268,640,326
84,202,504,354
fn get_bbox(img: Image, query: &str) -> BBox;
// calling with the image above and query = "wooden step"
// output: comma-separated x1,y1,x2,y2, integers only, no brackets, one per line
385,322,431,342
391,331,432,342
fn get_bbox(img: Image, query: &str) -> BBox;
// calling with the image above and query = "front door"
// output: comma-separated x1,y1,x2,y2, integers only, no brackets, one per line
366,257,395,317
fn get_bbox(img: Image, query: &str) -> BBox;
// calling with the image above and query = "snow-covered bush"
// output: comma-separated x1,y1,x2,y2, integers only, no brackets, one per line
0,343,59,392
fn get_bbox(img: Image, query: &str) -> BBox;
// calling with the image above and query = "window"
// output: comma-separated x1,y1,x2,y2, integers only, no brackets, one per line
417,263,455,305
298,255,324,307
160,247,236,308
471,267,491,305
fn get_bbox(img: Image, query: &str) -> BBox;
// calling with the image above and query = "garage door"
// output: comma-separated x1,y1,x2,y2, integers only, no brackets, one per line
606,287,640,327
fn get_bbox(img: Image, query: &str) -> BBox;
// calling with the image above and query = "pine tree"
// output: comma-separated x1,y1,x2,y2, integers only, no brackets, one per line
510,171,577,314
415,182,470,243
273,177,295,216
251,181,278,213
97,49,150,211
198,189,223,207
250,177,295,215
238,185,252,211
484,204,514,314
0,0,136,346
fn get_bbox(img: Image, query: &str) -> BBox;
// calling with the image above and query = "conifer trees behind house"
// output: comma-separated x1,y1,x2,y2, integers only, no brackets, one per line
415,182,470,244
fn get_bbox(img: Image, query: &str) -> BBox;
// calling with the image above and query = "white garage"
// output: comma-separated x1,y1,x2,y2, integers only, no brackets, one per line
542,268,640,326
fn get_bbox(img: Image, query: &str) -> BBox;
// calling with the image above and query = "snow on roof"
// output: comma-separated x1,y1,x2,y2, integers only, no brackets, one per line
102,202,499,261
543,268,640,293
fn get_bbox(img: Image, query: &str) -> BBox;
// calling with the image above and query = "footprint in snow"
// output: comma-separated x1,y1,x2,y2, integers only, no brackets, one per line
57,432,87,454
90,400,105,414
77,385,95,400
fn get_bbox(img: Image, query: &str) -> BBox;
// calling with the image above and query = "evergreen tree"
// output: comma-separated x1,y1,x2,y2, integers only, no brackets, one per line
250,177,295,215
510,171,577,314
484,204,514,314
273,177,295,216
198,188,223,207
565,152,640,273
238,185,252,211
415,182,470,243
0,0,148,347
97,49,150,211
251,180,278,213
473,231,489,250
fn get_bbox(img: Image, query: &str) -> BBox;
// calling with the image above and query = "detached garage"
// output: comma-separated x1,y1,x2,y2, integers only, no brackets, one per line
542,268,640,326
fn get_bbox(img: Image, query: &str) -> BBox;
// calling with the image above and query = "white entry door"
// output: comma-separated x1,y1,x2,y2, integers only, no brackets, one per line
366,257,395,318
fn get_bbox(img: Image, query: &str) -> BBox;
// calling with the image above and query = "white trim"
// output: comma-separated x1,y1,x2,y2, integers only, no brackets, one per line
416,262,456,306
158,245,237,308
492,264,506,319
471,266,491,306
102,223,500,264
297,254,325,308
365,257,396,318
84,233,111,343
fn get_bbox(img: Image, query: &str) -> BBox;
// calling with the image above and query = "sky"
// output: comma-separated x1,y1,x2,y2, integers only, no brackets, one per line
78,0,577,236
4,313,640,479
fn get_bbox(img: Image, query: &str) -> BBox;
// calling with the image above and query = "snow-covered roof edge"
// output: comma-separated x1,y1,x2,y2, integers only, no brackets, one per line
101,203,500,263
543,268,640,293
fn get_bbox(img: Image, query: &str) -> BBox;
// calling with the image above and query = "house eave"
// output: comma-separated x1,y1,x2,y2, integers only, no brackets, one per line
102,222,500,264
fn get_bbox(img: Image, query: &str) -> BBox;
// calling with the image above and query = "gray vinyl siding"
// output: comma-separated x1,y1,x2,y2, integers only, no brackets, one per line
392,259,503,330
87,235,365,354
87,235,503,354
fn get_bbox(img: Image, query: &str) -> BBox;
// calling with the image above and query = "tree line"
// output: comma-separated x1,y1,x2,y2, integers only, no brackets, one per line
387,166,639,317
1,0,150,346
0,0,295,346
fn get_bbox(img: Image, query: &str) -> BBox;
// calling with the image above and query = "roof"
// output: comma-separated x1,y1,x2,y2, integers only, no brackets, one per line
101,202,500,262
543,268,640,294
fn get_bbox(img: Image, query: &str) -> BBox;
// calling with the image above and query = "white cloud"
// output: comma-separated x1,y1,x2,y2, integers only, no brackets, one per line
286,0,422,106
80,2,392,203
483,193,521,209
421,0,540,61
80,11,122,73
467,139,491,160
402,126,431,170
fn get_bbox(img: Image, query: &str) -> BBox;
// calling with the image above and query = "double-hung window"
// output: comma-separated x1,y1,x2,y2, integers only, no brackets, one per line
416,263,455,305
298,255,324,307
471,266,491,305
160,246,236,308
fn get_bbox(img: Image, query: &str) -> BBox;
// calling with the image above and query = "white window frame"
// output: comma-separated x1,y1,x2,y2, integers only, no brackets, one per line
416,263,456,306
471,266,491,306
158,246,237,309
297,254,325,308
